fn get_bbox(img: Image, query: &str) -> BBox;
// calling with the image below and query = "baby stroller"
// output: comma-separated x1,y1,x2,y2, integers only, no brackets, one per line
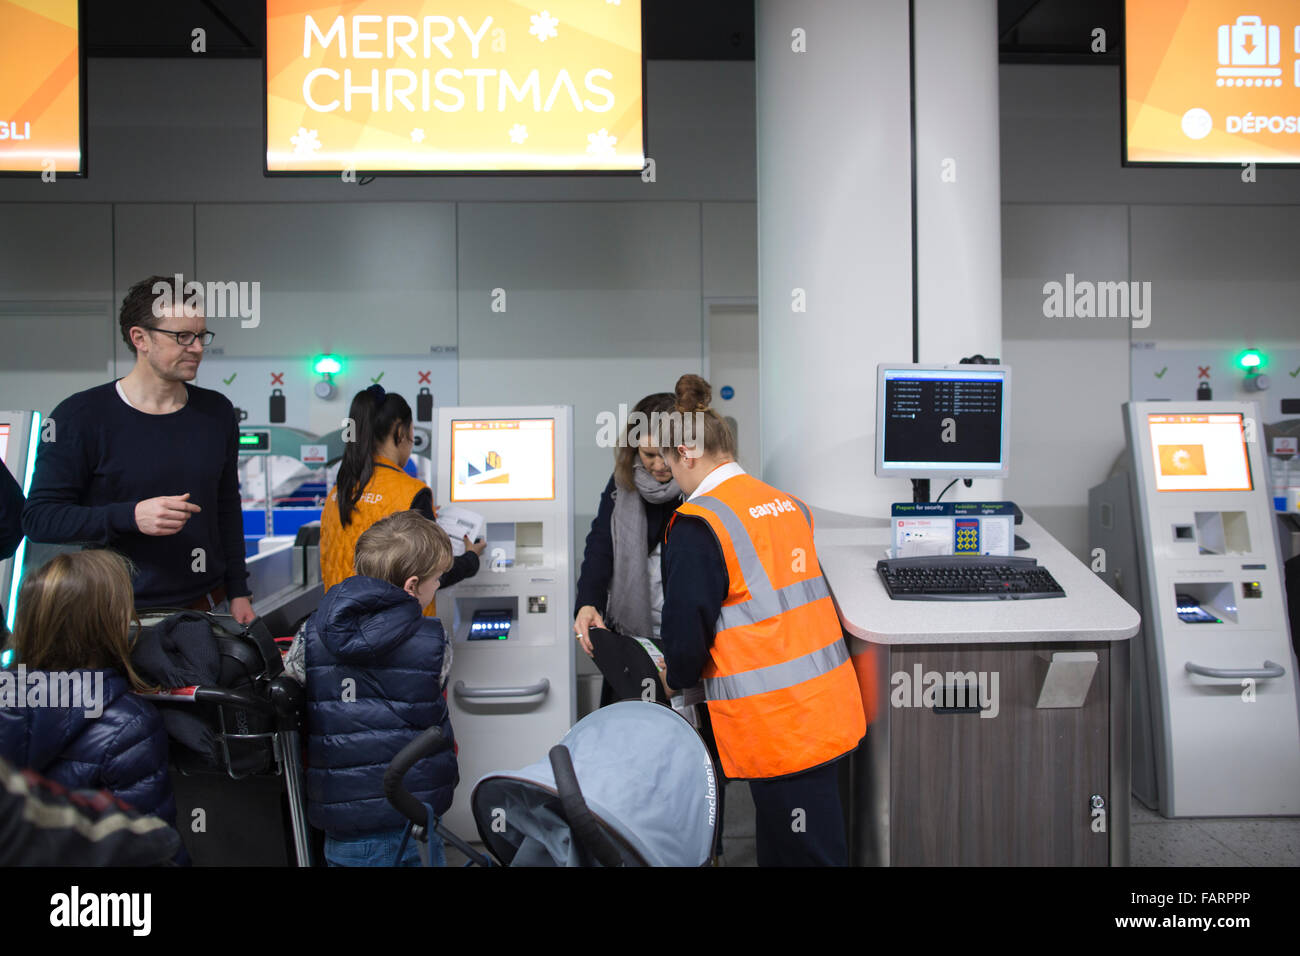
387,700,718,867
131,609,312,866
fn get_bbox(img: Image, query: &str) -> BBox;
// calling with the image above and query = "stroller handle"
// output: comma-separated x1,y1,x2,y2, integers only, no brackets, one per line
194,686,275,714
548,745,628,868
384,726,452,826
139,685,275,715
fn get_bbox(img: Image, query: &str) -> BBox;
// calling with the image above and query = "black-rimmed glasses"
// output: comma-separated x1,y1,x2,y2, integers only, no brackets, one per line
148,328,215,347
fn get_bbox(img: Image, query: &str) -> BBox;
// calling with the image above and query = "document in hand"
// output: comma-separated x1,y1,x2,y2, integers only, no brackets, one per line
435,504,486,556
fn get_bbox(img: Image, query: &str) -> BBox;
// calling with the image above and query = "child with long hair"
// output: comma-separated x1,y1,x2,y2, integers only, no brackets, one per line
0,550,176,825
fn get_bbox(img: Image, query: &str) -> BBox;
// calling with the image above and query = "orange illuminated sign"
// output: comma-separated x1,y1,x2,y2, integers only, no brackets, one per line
1125,1,1300,164
0,0,83,175
265,1,645,173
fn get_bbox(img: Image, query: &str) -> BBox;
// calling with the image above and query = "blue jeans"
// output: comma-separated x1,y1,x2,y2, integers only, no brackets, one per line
325,826,446,867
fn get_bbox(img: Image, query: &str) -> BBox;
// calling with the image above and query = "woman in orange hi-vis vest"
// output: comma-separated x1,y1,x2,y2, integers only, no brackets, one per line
319,386,485,611
656,374,865,867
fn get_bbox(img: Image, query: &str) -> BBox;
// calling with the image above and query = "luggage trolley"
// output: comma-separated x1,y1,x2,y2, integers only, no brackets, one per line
133,609,312,866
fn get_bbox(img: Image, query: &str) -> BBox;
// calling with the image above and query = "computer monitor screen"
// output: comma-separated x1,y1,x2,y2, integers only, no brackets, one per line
450,419,555,502
1147,413,1252,492
876,365,1010,479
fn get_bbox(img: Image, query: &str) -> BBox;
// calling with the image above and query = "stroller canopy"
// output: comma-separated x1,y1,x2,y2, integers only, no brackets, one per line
471,701,718,866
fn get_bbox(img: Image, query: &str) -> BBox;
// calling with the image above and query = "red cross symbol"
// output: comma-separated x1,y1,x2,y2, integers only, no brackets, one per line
1197,366,1210,379
270,372,284,385
418,370,431,384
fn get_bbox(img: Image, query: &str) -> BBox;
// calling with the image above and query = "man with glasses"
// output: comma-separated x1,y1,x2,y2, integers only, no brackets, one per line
22,275,254,623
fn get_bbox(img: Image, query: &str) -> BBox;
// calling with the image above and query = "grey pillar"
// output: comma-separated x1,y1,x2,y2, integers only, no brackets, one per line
757,0,1002,514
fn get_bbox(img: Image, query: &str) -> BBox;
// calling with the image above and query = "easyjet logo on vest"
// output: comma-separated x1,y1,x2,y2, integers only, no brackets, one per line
749,498,796,519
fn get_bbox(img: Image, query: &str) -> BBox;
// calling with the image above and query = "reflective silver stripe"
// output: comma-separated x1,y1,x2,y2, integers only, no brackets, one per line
717,575,830,630
689,495,770,601
704,638,849,702
690,494,830,630
790,495,812,526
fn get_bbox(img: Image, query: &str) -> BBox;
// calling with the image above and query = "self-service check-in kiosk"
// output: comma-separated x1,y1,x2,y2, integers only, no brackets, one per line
434,406,575,836
1,410,39,635
1091,402,1300,816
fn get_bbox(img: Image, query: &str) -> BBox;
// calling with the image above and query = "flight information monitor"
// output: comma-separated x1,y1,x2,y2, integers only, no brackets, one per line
875,364,1011,480
450,418,555,502
1147,412,1253,492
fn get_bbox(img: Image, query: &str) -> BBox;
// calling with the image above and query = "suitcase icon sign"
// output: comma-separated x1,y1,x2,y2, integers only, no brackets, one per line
1218,15,1279,71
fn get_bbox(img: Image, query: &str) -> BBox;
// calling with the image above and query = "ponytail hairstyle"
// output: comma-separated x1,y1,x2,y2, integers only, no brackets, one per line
613,392,676,491
655,374,738,462
335,384,414,527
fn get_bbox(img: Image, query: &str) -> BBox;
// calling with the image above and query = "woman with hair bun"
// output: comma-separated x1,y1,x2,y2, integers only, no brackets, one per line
655,374,865,867
320,385,484,607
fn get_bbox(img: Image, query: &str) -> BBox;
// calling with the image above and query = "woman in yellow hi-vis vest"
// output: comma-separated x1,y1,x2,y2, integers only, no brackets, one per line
320,385,485,612
656,374,864,866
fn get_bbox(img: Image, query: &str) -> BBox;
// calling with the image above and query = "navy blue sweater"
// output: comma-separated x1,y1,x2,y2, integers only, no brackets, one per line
21,381,249,607
303,576,457,834
660,516,730,692
0,668,176,824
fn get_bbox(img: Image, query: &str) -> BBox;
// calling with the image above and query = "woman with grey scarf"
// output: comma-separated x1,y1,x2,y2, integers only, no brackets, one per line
574,392,682,664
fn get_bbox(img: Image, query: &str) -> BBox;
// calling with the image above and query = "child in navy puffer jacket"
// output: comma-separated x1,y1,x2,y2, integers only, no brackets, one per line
304,509,457,866
0,551,176,831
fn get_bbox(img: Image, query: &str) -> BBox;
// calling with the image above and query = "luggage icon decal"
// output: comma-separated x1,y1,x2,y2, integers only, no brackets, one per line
1216,15,1282,86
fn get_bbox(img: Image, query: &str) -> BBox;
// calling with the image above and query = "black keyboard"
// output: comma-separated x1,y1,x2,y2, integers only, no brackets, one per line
877,555,1066,601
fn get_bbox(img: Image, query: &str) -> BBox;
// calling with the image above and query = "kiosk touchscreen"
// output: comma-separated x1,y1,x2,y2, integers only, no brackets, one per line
0,410,39,634
434,407,575,837
1091,403,1300,816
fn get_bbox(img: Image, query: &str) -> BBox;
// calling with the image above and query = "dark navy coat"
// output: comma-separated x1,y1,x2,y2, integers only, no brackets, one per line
0,668,176,823
304,576,457,833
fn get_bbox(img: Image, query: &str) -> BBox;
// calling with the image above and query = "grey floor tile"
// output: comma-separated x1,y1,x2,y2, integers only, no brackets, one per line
719,836,757,867
1131,800,1164,825
721,780,756,838
1185,818,1300,867
1130,820,1255,866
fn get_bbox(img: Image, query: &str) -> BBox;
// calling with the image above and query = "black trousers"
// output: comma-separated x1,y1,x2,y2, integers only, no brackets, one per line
748,759,848,867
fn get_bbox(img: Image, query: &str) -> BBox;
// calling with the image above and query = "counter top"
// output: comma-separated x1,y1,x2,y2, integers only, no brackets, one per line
814,510,1140,645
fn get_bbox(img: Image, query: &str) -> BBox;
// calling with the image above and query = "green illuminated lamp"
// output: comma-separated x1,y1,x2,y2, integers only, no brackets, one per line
1239,349,1270,393
312,354,343,399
